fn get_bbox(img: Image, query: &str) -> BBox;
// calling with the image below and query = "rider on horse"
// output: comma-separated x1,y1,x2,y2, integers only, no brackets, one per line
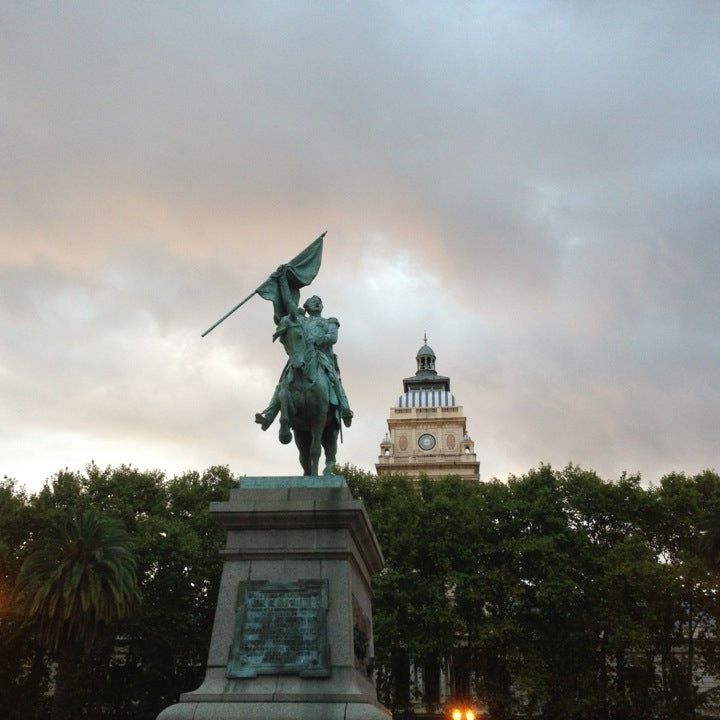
255,267,353,443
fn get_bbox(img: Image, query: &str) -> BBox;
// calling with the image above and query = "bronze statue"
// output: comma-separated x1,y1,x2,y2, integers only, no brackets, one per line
201,234,352,476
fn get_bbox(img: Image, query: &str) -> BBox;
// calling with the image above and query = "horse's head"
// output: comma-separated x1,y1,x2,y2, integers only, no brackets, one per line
274,316,307,370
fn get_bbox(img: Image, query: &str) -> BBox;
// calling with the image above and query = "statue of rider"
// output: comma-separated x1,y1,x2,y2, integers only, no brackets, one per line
255,266,353,443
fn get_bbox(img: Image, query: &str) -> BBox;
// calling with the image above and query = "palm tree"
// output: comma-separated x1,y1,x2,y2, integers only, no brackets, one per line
13,508,140,720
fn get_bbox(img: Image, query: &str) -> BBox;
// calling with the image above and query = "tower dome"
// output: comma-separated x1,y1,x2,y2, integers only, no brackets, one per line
403,334,450,394
416,333,437,372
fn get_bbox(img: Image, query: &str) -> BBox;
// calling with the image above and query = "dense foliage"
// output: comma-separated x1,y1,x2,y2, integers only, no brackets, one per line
15,508,140,720
0,464,236,720
15,508,140,652
341,464,720,720
0,462,719,719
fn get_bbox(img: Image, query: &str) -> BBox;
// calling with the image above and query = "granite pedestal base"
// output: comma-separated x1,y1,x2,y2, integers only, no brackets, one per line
157,476,391,720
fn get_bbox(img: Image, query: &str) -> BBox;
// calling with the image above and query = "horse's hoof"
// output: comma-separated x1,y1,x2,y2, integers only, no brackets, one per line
255,413,271,431
279,428,293,444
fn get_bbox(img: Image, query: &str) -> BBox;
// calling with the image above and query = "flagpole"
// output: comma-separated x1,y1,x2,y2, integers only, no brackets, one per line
201,231,326,338
200,289,257,337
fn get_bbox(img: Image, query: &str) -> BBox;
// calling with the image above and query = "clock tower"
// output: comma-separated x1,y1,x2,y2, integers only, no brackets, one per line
376,338,480,480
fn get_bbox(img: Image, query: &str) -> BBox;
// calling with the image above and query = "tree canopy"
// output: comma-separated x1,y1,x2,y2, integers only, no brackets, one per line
0,464,236,720
1,463,719,720
341,464,720,720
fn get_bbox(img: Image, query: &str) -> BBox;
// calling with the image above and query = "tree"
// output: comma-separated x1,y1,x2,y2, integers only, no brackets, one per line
0,463,237,720
343,463,720,720
701,512,720,568
4,462,720,719
13,508,140,720
0,477,46,718
98,465,236,719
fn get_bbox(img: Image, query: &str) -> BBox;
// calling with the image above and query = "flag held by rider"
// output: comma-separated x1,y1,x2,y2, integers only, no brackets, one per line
200,233,325,337
256,233,325,324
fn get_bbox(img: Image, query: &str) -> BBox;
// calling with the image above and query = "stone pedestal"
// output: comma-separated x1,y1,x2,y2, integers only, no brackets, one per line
157,476,391,720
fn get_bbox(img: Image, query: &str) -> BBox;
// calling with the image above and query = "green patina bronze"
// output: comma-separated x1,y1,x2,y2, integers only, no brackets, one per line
239,475,346,489
227,580,330,679
202,234,353,477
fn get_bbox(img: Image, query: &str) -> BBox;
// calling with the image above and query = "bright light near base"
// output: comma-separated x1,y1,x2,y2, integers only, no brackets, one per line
466,712,476,720
452,710,462,720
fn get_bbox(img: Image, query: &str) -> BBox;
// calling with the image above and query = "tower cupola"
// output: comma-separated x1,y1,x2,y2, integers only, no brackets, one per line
416,333,437,373
403,334,450,393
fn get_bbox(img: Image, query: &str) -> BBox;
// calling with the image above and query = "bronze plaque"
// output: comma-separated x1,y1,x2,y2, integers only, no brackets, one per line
227,580,330,678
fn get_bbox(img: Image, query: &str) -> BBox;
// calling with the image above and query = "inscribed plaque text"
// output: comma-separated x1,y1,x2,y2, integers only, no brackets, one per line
227,580,330,678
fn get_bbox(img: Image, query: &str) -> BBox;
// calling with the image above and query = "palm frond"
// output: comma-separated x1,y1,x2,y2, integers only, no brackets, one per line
13,508,140,650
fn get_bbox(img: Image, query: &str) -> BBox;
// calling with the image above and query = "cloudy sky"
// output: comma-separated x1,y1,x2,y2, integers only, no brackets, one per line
1,1,718,491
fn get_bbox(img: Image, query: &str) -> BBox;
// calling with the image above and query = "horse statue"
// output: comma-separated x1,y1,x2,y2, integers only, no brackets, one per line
273,314,340,476
202,235,352,475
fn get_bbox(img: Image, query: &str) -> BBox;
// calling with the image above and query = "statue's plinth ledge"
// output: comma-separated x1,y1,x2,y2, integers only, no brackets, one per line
158,700,391,720
209,474,384,576
238,475,346,489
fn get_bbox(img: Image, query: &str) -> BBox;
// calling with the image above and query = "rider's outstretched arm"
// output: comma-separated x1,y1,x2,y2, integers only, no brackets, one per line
278,269,301,318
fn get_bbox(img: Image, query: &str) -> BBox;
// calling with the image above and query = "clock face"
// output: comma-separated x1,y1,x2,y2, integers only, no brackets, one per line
418,433,436,451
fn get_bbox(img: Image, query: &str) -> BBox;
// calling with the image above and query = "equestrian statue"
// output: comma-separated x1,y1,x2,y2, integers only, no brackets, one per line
201,233,352,476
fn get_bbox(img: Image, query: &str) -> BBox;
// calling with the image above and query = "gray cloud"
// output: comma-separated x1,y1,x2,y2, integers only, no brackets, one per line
1,1,718,488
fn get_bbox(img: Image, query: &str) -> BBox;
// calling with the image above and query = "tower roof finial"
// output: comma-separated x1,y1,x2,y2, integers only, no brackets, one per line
424,330,427,344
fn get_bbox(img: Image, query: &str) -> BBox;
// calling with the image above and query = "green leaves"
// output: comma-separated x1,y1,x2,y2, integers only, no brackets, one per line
13,508,140,652
2,463,720,719
0,463,236,720
343,463,720,720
